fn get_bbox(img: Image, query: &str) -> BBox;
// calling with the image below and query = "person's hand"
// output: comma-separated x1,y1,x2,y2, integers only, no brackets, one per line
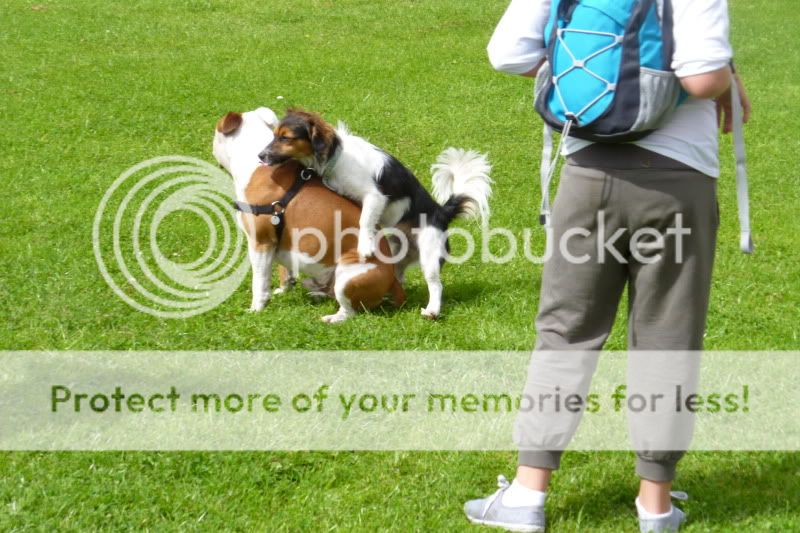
715,72,751,134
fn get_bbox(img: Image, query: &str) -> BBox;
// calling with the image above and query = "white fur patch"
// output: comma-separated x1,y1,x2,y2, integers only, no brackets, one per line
321,125,389,203
212,108,278,199
334,261,377,296
430,147,493,223
381,198,411,227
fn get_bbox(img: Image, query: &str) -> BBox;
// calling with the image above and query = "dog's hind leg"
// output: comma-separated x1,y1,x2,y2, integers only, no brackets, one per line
248,245,275,311
322,262,377,323
321,304,354,324
417,226,447,319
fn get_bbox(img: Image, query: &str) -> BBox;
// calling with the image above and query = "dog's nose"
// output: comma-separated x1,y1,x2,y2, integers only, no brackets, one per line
258,148,270,162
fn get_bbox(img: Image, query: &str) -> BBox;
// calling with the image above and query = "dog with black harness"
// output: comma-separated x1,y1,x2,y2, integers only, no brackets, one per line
213,108,404,323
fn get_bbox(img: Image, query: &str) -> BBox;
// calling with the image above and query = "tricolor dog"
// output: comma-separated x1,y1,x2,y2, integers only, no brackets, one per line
260,109,492,319
213,108,404,323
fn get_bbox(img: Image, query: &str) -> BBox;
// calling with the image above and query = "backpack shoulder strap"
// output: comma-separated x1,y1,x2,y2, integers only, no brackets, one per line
657,0,676,70
539,120,574,228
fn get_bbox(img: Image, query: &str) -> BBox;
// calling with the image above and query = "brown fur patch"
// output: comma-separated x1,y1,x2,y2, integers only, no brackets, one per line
217,112,243,135
271,125,314,159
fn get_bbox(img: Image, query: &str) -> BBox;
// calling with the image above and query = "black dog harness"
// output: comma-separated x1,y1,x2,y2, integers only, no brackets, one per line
232,167,317,242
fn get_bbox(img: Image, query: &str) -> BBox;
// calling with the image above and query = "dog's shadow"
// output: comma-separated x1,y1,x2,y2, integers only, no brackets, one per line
288,275,504,306
390,277,509,319
549,452,799,528
439,279,505,305
284,271,520,320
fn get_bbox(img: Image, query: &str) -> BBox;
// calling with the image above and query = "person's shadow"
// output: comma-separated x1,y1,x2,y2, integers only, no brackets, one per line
548,452,798,530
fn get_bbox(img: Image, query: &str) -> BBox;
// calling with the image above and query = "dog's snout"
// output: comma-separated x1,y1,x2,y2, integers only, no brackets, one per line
258,146,271,163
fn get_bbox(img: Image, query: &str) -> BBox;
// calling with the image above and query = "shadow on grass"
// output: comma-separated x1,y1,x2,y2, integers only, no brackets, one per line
549,452,799,529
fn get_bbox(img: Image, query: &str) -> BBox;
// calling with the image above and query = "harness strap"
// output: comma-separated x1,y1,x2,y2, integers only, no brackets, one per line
730,72,753,254
233,167,317,242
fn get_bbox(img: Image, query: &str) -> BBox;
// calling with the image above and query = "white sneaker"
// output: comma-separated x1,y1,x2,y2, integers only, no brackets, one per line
637,492,688,532
463,475,545,532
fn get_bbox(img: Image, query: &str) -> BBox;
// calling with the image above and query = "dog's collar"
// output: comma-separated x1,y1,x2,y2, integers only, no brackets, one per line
232,167,317,242
320,145,342,182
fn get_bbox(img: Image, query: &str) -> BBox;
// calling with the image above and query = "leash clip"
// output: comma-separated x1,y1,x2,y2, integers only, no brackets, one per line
300,168,315,181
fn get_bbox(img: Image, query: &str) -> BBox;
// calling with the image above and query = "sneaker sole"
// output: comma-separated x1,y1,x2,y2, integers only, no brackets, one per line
467,515,544,532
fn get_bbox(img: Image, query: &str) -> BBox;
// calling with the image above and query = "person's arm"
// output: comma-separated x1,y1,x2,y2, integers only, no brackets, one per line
487,0,551,76
672,0,731,95
681,66,753,133
715,72,752,134
671,0,749,132
679,66,731,99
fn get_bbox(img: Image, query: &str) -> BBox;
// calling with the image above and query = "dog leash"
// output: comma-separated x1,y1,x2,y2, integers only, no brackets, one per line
233,167,317,242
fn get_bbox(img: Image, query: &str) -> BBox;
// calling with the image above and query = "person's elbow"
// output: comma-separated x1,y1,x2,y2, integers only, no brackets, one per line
487,41,518,73
487,42,543,76
679,66,731,99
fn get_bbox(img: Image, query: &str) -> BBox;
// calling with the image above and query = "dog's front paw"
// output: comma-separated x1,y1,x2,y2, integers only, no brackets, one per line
321,311,349,323
249,298,270,312
420,307,439,320
357,235,374,260
272,287,288,296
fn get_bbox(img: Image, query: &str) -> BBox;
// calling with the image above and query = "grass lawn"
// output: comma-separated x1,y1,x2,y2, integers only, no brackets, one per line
1,0,798,530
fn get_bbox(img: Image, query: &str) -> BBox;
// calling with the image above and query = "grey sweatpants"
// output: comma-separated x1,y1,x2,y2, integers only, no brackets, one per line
518,146,718,482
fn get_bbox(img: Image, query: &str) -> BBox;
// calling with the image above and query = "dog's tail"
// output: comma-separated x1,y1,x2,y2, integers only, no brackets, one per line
430,148,492,225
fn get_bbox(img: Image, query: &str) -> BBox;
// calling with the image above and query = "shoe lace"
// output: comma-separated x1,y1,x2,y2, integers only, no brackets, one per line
481,474,511,517
497,474,511,489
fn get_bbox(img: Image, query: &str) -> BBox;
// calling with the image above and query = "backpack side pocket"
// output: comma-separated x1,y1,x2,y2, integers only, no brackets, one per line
630,67,682,132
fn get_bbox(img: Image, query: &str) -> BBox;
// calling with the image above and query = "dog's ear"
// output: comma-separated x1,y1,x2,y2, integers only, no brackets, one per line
310,124,327,160
254,107,279,129
217,112,243,135
309,118,335,162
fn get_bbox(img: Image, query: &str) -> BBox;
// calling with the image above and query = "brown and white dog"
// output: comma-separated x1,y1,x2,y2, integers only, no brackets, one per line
260,109,492,319
213,108,404,323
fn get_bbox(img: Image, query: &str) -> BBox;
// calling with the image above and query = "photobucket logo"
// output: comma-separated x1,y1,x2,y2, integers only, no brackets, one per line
284,210,692,269
93,156,249,318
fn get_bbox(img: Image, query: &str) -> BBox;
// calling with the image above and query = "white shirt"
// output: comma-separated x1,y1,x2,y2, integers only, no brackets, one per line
487,0,733,177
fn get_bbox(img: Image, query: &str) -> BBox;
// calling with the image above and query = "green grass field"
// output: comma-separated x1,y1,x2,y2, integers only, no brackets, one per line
1,0,799,530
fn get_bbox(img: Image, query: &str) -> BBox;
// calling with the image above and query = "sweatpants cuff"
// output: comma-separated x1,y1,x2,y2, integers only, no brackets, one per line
635,457,677,482
518,450,562,471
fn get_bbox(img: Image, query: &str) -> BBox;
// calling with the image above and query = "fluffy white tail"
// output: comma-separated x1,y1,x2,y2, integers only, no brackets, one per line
430,147,493,223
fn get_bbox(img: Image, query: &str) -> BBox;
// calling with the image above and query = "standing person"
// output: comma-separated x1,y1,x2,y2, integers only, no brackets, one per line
464,0,750,531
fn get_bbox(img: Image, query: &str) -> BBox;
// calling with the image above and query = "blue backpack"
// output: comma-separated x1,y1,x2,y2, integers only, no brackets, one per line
535,0,682,141
533,0,753,253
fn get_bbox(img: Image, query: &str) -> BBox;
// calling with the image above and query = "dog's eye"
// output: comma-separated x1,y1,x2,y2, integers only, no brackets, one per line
277,135,290,142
